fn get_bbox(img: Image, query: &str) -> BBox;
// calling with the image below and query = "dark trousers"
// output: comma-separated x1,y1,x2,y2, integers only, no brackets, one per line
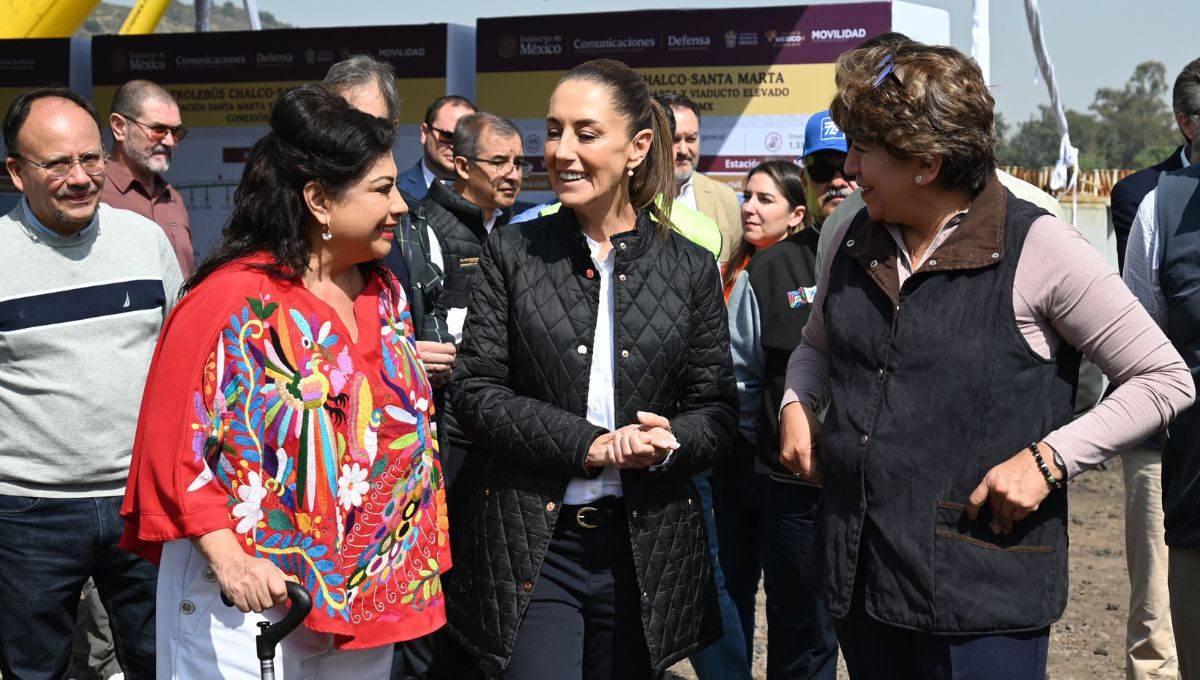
503,499,652,680
763,481,838,680
711,443,768,659
394,442,487,679
0,495,157,680
836,588,1049,679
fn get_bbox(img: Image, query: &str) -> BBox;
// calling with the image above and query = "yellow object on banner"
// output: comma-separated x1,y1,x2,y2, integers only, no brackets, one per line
0,0,100,38
120,0,172,35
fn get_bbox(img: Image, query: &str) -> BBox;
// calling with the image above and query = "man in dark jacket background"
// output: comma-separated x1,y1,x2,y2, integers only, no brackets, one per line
423,108,526,516
397,95,478,204
1111,59,1199,273
424,112,526,345
1109,56,1200,680
422,110,526,516
389,112,526,679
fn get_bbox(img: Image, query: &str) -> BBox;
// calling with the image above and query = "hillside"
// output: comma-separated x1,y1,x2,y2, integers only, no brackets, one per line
76,1,292,36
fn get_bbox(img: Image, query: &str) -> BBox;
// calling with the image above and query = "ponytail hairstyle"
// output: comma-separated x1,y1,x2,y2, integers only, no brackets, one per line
181,84,395,296
558,58,675,234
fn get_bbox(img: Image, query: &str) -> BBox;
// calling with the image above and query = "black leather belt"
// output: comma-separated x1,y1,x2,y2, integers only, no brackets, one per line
561,502,623,529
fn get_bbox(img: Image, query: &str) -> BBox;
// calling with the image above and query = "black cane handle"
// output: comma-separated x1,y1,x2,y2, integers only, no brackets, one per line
220,581,313,660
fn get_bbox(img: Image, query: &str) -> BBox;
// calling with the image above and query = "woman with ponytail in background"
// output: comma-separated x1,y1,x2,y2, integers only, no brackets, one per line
120,85,448,678
443,58,738,679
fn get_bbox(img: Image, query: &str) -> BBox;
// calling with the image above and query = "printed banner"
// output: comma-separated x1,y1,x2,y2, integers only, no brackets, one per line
477,3,891,200
0,38,73,207
92,26,452,262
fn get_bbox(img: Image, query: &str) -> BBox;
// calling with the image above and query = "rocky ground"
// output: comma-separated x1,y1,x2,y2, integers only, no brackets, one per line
667,464,1130,680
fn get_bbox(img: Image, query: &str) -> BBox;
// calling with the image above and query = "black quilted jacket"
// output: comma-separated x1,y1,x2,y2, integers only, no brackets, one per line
445,207,737,676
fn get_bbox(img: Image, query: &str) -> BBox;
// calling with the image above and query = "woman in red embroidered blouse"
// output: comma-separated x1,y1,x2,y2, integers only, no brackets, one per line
120,86,448,678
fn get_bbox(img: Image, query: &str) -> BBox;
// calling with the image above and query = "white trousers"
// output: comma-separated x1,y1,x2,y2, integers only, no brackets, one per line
156,539,392,679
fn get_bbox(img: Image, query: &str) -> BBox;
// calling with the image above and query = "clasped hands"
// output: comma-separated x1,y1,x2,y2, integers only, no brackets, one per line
586,411,679,470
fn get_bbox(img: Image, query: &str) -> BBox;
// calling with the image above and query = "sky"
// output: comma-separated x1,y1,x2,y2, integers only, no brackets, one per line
113,0,1197,127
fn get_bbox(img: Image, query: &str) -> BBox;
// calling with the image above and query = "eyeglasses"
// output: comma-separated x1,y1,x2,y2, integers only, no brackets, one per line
10,151,108,181
428,125,455,144
118,112,188,142
463,156,533,176
804,155,854,183
872,52,904,89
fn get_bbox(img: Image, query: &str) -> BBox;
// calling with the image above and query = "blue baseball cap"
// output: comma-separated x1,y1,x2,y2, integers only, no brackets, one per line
802,110,848,159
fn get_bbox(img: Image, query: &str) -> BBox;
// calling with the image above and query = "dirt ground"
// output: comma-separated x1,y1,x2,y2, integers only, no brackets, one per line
51,467,1127,680
666,464,1130,680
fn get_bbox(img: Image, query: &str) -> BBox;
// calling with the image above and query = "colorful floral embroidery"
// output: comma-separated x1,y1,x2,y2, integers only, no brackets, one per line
189,283,445,627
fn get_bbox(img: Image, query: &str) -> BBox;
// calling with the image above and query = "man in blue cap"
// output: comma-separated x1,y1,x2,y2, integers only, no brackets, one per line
800,110,858,231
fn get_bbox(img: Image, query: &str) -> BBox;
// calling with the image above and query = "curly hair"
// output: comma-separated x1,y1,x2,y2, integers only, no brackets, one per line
829,43,996,197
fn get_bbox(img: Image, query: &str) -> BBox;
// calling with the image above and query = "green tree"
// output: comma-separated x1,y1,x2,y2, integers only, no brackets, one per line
998,61,1177,170
1089,61,1176,168
999,105,1064,168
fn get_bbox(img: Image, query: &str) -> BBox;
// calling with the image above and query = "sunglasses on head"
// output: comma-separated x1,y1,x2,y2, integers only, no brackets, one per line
804,156,854,183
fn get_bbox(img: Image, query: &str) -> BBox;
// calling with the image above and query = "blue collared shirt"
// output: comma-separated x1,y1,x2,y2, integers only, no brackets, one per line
21,196,98,241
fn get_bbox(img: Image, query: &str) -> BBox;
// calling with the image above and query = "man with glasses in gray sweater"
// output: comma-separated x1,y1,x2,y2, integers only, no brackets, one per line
0,87,182,680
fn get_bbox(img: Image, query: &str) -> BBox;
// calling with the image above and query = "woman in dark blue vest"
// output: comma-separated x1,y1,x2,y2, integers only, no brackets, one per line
777,43,1194,678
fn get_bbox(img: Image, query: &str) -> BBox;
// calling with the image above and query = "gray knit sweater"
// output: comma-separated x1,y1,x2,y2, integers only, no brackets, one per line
0,200,182,497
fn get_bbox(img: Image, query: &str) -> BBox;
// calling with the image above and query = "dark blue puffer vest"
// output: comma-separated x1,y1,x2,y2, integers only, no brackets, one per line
804,178,1079,634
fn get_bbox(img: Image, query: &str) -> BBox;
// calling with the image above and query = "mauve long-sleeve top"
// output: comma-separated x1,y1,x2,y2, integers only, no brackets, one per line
782,213,1195,479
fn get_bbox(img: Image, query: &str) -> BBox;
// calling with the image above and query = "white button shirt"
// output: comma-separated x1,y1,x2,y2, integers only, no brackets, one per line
676,176,698,210
563,233,624,503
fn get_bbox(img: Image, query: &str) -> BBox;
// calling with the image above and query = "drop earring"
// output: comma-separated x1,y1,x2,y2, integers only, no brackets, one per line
321,221,333,242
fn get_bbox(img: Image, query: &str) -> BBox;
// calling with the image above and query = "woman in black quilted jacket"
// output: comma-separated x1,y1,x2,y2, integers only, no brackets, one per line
443,58,739,679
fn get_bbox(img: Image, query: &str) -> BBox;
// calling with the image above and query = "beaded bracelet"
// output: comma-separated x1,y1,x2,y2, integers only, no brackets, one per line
1030,442,1062,490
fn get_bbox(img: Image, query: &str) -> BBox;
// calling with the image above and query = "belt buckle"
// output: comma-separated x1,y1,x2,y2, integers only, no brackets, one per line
575,506,600,529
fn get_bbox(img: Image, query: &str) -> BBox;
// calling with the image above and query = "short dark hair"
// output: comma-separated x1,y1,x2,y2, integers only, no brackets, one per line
322,55,401,123
656,92,700,121
3,87,100,157
453,112,521,162
423,95,476,127
111,79,177,119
